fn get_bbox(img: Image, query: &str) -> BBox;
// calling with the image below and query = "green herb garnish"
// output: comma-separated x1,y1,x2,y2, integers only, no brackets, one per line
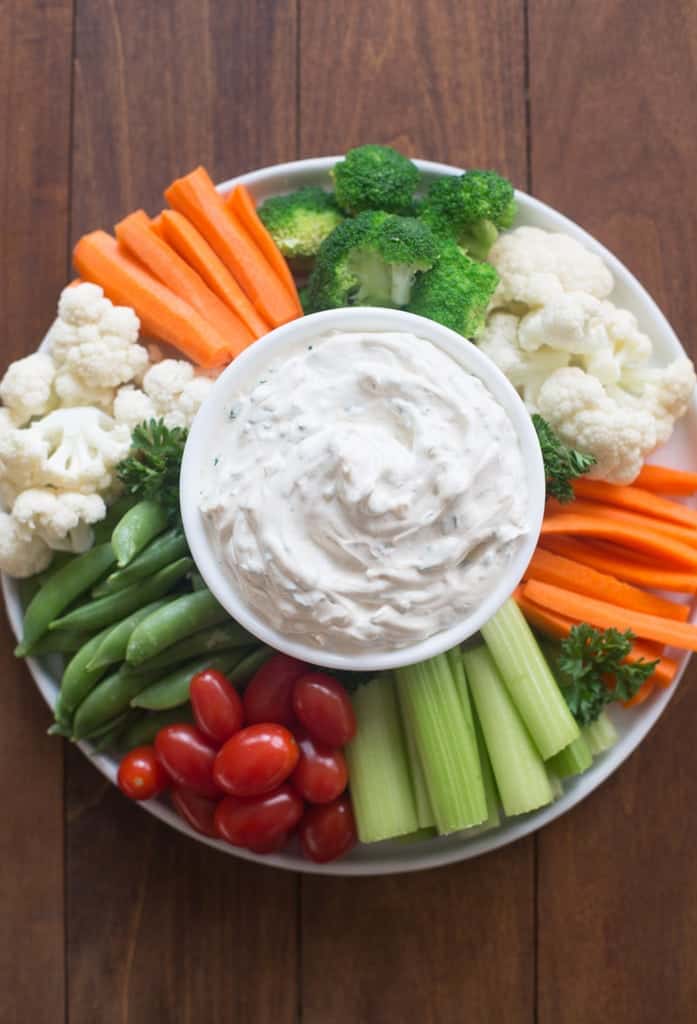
117,419,187,521
532,414,596,503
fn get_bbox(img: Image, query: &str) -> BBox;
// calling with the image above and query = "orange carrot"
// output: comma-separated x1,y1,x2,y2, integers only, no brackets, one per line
73,230,229,368
546,499,697,548
539,536,697,593
526,548,690,622
540,513,697,570
572,478,697,529
115,210,253,358
523,580,697,652
514,589,677,686
226,185,302,314
159,210,269,339
165,166,299,328
623,680,655,708
150,214,167,240
635,464,697,496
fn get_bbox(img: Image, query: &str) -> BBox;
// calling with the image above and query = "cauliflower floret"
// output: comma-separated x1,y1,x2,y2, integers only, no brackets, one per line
537,367,658,484
0,407,131,495
477,311,570,411
12,488,106,553
139,359,214,428
47,283,148,396
617,356,696,446
518,293,606,355
113,386,157,430
0,511,53,578
489,226,614,310
54,369,115,411
0,352,56,425
0,407,16,439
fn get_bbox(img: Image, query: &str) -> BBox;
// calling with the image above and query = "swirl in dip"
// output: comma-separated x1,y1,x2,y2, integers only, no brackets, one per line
200,330,528,652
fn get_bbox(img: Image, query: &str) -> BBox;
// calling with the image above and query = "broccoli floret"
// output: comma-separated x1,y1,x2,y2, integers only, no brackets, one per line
257,187,344,258
331,145,420,215
306,210,440,312
419,170,516,260
407,240,499,338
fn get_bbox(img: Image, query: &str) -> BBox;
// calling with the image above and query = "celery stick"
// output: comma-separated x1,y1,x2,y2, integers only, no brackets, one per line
464,646,553,816
481,599,579,758
583,710,618,756
547,769,564,800
397,692,435,829
451,648,501,831
547,732,593,779
346,676,418,843
391,827,438,845
395,653,486,834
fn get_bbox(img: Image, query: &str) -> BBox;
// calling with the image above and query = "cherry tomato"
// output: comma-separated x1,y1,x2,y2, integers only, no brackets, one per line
155,724,220,799
290,729,348,804
214,785,304,850
292,673,357,747
213,723,299,797
170,786,219,837
299,795,357,863
117,745,169,801
190,668,244,745
243,653,308,727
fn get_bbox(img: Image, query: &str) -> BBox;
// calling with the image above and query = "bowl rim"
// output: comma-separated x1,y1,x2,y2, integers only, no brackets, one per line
2,153,694,875
179,307,546,671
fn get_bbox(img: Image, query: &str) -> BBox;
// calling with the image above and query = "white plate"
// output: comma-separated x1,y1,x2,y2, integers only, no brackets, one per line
3,156,695,875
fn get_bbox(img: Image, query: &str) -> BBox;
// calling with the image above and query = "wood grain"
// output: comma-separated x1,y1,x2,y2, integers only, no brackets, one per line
299,3,533,1021
67,3,299,1022
0,1,72,1021
530,2,697,1021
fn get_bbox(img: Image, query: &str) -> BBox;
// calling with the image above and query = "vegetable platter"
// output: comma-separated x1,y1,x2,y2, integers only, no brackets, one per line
2,154,696,875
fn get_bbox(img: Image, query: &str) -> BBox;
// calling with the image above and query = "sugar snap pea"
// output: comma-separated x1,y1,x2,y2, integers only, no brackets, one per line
16,543,117,656
87,710,139,751
19,576,42,610
72,664,155,740
93,529,188,597
48,557,193,633
92,494,139,545
32,630,92,656
191,572,207,592
126,590,230,666
119,705,195,751
136,621,257,674
36,551,74,587
58,622,117,714
87,598,172,672
131,650,255,711
111,499,169,568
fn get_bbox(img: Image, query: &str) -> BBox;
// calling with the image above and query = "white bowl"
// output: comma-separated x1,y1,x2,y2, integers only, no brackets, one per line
3,155,695,875
180,307,545,672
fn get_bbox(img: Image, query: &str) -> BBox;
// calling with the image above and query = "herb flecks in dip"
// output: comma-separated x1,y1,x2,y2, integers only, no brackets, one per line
201,331,528,652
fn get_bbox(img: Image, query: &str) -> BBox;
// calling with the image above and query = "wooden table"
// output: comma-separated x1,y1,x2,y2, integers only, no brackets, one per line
2,2,697,1020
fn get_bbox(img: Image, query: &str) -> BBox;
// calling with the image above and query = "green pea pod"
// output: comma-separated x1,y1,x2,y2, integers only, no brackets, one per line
16,543,117,656
87,710,139,751
86,597,173,671
131,650,257,712
72,665,155,740
49,557,193,633
111,499,169,568
93,529,188,597
118,704,195,751
136,621,257,674
126,590,230,666
18,575,42,610
36,550,75,588
190,572,207,592
58,623,118,714
31,630,92,656
92,494,139,544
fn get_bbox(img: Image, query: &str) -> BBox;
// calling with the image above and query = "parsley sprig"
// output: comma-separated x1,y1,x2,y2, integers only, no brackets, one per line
117,419,187,522
554,624,657,726
532,414,596,503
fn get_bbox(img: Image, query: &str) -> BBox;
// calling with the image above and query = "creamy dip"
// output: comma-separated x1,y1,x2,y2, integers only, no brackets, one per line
201,331,528,652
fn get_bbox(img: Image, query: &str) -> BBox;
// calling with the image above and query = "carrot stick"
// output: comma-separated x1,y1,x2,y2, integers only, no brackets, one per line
73,230,229,368
165,166,299,328
540,513,697,569
623,680,655,708
572,478,697,529
159,210,269,338
150,214,167,240
539,536,697,593
226,185,302,314
526,548,690,621
115,210,253,358
514,590,677,686
635,464,697,496
523,580,697,652
546,499,697,548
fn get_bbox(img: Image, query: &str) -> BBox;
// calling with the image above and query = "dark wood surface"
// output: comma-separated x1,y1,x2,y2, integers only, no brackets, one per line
1,1,696,1020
